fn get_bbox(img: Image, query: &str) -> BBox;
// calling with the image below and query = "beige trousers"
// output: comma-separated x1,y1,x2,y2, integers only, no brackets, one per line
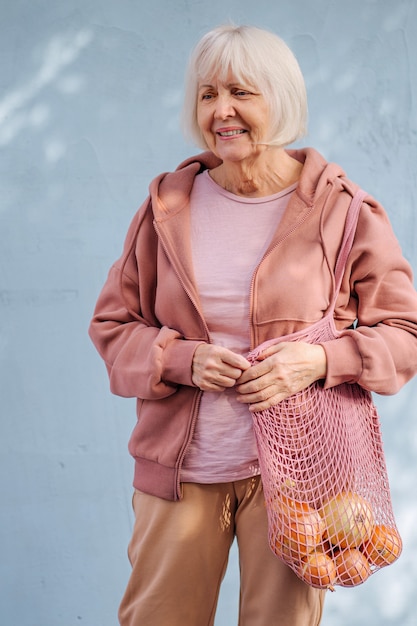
119,477,325,626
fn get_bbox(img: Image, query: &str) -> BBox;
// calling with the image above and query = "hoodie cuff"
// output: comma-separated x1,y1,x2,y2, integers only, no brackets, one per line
162,339,206,387
321,335,363,388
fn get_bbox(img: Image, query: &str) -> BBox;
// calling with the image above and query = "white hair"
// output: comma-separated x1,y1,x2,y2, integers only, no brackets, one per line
181,24,308,150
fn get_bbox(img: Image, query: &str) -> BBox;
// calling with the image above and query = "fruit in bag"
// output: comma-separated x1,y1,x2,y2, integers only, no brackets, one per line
334,548,371,586
362,524,402,567
319,491,374,548
272,496,325,558
300,550,337,590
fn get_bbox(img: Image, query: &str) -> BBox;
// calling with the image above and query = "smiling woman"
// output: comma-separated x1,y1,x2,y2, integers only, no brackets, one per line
195,69,305,195
88,22,417,626
182,24,308,150
184,25,308,196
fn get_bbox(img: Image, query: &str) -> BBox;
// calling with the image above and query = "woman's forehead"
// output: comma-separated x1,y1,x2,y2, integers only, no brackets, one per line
197,68,256,89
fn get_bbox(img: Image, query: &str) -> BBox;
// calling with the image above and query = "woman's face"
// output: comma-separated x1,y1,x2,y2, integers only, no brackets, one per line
196,70,271,164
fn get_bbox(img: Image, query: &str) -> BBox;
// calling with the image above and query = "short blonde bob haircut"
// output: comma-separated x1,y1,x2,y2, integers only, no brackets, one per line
181,24,308,150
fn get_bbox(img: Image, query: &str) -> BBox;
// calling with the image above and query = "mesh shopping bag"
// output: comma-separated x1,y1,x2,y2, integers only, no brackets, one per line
247,189,402,590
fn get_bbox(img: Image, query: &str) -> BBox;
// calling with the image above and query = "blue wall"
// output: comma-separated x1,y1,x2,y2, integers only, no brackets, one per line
1,1,416,624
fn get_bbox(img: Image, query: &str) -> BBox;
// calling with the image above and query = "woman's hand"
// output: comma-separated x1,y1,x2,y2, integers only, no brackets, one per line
235,342,327,411
192,343,251,392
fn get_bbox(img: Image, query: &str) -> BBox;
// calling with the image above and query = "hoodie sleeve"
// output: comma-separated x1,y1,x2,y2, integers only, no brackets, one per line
322,195,417,394
88,203,204,400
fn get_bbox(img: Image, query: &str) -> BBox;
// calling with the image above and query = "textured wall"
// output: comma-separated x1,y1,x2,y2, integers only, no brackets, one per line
1,1,416,625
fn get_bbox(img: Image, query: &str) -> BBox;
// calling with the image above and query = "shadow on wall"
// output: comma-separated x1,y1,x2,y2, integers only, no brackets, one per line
0,29,93,158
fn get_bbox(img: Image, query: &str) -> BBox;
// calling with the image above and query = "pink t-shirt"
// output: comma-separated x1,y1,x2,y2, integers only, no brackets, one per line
180,170,296,483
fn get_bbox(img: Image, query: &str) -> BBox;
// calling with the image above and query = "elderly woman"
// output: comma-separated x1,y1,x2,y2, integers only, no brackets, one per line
89,24,417,626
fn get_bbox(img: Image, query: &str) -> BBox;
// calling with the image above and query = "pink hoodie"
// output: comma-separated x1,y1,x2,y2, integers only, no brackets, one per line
89,148,417,500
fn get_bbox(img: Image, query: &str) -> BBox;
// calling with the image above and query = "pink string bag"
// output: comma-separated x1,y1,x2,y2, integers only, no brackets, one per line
247,189,402,590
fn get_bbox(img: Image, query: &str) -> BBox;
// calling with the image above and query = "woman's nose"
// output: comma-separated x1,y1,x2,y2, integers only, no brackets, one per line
214,95,235,119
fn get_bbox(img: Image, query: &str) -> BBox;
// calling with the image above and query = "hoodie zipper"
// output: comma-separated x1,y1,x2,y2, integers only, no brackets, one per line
248,203,315,350
175,388,203,500
153,219,211,500
248,180,339,349
153,220,211,340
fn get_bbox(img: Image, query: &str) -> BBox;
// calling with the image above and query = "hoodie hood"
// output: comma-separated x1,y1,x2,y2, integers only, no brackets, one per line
287,148,347,202
149,151,221,221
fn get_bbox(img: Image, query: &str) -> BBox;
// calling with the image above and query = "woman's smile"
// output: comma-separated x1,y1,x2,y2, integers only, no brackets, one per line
216,127,248,138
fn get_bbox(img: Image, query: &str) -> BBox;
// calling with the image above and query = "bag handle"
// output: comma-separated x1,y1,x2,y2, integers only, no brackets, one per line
333,189,367,300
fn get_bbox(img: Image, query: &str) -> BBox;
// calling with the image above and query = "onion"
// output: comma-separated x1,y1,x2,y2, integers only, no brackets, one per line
362,524,402,567
273,501,325,558
300,550,337,590
319,491,374,548
335,548,371,586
